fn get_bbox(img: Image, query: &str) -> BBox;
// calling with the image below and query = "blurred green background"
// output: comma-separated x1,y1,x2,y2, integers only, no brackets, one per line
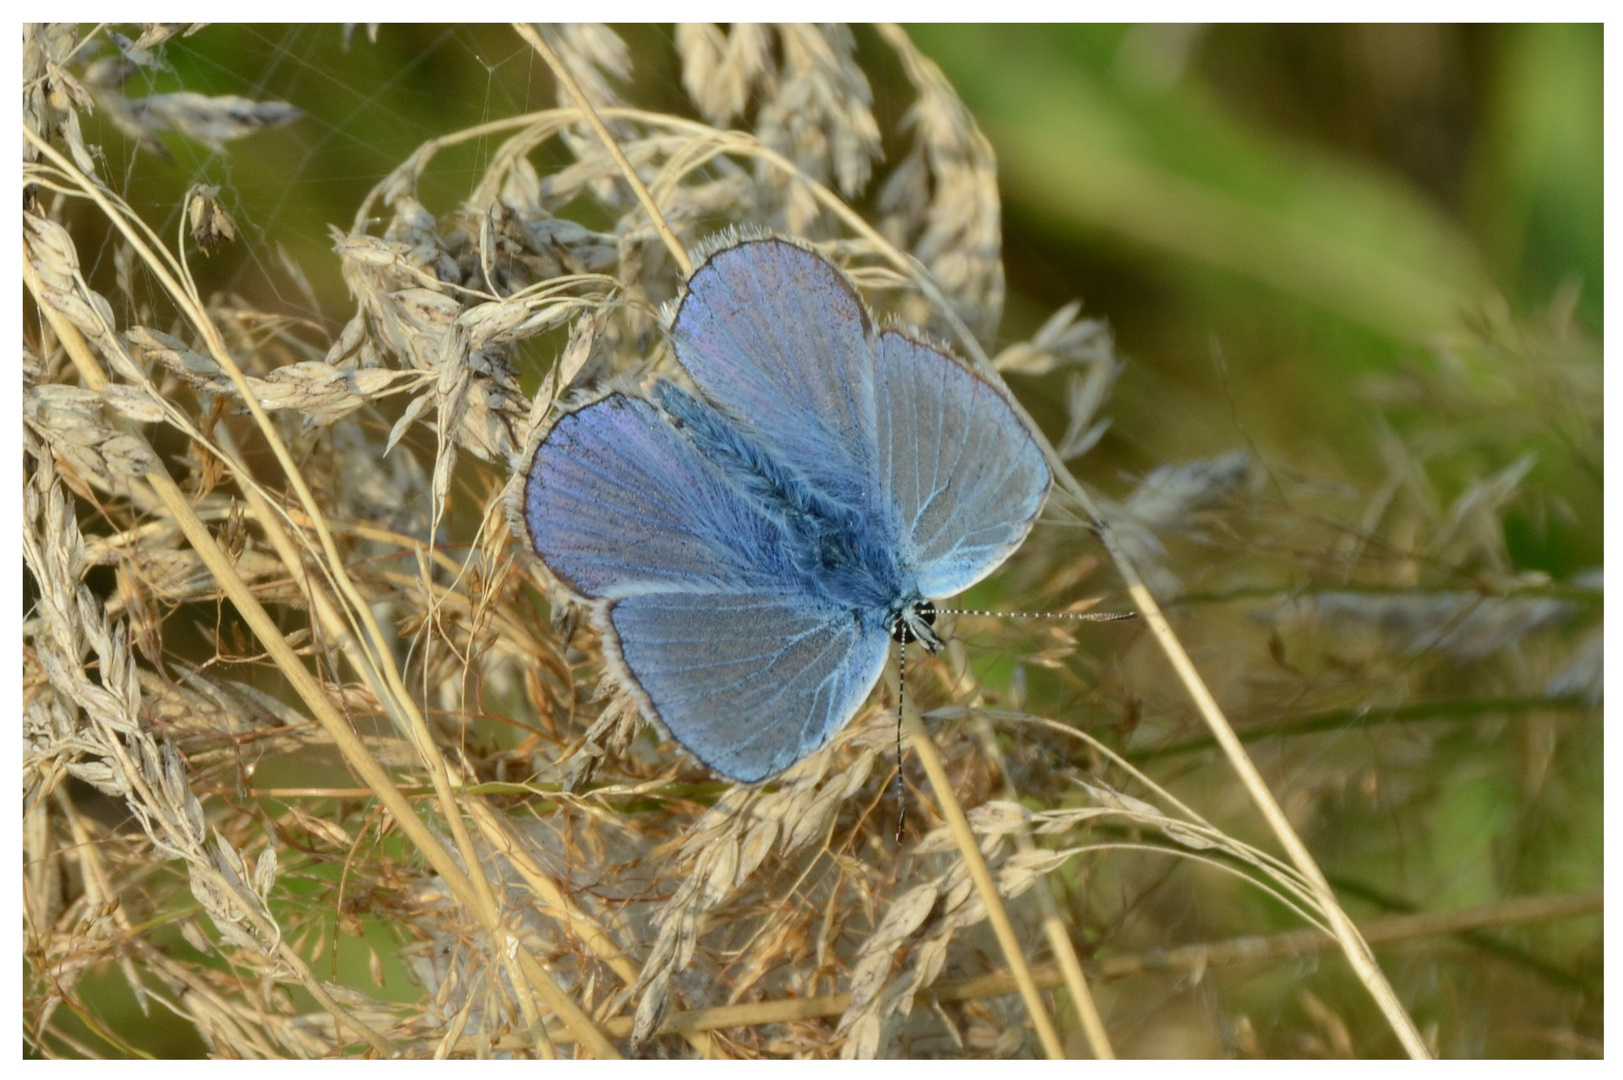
913,25,1600,561
52,24,1601,1058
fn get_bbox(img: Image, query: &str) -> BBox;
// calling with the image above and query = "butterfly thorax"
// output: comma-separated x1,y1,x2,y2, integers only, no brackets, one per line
654,379,919,632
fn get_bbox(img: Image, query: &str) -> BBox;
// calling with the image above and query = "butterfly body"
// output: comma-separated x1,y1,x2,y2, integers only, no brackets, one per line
650,378,914,632
519,235,1049,782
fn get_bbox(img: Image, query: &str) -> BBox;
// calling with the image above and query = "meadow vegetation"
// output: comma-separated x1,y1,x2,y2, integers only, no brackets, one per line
22,23,1601,1058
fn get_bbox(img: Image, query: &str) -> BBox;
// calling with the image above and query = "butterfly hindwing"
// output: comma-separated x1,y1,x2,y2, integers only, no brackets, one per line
604,590,891,782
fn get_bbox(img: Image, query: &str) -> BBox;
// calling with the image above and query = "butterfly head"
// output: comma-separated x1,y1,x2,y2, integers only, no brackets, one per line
889,597,941,654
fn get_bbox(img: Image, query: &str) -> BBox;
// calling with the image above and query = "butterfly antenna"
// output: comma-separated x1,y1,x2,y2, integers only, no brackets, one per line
894,630,908,845
939,607,1138,623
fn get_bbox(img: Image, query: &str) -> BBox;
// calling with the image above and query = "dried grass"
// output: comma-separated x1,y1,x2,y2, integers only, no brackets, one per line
22,23,1600,1059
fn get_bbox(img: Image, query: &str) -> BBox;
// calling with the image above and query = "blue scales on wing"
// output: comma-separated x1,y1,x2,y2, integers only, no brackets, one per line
605,591,889,783
670,238,881,515
871,331,1052,599
521,235,1053,783
524,393,785,599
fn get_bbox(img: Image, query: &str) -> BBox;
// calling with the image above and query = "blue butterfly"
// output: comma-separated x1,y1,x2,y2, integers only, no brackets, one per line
520,236,1051,782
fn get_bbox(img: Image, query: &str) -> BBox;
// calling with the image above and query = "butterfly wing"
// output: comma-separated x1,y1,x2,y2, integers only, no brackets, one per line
604,591,890,782
522,392,782,600
872,331,1052,598
670,238,880,514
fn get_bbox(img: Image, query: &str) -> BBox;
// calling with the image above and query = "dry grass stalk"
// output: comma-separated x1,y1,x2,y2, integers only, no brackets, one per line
23,428,391,1056
874,23,1005,343
970,717,1114,1057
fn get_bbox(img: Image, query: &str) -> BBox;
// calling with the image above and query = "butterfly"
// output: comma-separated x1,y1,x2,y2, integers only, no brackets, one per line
518,235,1052,782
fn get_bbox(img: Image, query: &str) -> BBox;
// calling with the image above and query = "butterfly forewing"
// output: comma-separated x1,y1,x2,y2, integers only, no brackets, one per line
524,393,780,599
871,331,1052,598
671,238,882,517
